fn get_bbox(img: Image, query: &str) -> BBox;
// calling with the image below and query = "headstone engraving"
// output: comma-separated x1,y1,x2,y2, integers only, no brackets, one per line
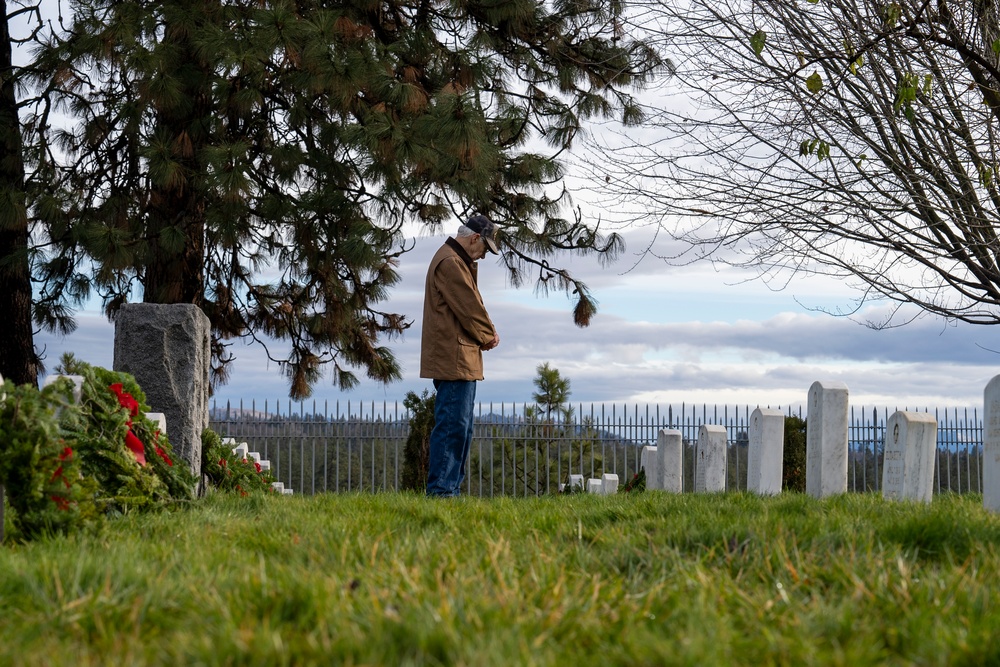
113,303,211,482
640,446,659,490
805,381,849,498
747,408,784,495
657,429,684,493
695,424,727,492
882,411,937,503
601,473,619,495
984,376,1000,511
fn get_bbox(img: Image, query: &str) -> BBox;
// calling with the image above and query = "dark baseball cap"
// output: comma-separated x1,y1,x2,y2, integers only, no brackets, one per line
465,214,499,254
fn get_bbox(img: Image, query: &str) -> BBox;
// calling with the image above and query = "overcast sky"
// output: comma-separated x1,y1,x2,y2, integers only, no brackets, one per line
35,222,1000,414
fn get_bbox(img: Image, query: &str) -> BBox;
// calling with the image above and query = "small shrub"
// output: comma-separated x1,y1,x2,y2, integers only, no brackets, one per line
400,390,435,492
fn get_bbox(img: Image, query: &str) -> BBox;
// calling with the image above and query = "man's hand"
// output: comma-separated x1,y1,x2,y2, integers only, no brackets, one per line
482,333,500,351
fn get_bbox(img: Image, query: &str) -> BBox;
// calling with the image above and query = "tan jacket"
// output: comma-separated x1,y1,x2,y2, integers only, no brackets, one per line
420,238,496,380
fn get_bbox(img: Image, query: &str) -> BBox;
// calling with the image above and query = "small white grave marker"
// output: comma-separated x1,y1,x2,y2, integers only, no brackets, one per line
882,411,937,503
657,429,684,493
695,425,727,492
587,478,603,494
987,376,1000,512
146,412,167,434
601,473,619,495
747,408,784,495
806,381,849,498
567,474,584,492
42,374,85,404
640,446,659,490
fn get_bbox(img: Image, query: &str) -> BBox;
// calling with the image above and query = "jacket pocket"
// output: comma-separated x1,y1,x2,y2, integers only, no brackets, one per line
455,336,482,378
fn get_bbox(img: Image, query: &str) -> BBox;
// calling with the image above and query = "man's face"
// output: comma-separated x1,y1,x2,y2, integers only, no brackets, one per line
471,234,488,260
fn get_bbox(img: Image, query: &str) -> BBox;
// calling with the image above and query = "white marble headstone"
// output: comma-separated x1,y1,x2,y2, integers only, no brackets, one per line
587,478,603,494
806,381,849,499
695,424,727,492
146,412,167,434
42,374,85,404
984,376,1000,512
747,408,785,495
882,411,936,503
601,473,619,495
640,446,659,490
657,429,684,493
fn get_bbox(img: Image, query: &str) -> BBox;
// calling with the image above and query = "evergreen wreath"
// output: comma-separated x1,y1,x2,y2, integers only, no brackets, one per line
0,355,196,541
201,429,277,496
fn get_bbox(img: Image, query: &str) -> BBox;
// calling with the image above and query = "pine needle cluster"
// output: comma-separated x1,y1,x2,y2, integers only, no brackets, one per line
19,0,664,398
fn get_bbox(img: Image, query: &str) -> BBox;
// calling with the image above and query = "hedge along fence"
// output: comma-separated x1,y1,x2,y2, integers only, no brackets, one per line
0,355,201,542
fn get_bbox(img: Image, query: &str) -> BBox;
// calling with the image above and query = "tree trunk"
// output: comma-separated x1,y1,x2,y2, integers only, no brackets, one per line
142,3,210,307
0,1,38,387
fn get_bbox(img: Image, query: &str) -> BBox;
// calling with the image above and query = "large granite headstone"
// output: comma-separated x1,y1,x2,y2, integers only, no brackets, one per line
747,408,784,495
695,424,727,492
985,376,1000,511
882,411,936,503
113,303,210,481
805,381,849,498
657,428,684,493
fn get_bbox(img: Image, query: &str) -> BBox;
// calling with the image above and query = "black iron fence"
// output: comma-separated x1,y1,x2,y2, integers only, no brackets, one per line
208,400,983,496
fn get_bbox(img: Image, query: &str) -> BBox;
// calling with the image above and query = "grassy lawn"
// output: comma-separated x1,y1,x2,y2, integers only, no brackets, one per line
2,491,999,666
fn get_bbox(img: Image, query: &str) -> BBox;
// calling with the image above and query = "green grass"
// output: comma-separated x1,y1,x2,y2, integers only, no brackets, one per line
2,491,1000,666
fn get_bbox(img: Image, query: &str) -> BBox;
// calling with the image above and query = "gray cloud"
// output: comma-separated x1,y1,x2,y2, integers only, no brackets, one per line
33,231,1000,411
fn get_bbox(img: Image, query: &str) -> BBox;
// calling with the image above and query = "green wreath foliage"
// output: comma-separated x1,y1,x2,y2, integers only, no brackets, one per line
56,355,197,511
202,429,278,496
0,380,100,538
0,355,197,541
619,467,647,493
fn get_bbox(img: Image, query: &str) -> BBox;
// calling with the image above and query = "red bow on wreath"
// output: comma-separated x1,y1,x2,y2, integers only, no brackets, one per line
109,383,146,466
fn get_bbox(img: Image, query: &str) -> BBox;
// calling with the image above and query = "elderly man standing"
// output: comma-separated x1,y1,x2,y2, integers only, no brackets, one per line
420,214,500,497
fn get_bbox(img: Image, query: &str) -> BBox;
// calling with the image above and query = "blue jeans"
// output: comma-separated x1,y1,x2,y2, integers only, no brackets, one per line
426,379,477,496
